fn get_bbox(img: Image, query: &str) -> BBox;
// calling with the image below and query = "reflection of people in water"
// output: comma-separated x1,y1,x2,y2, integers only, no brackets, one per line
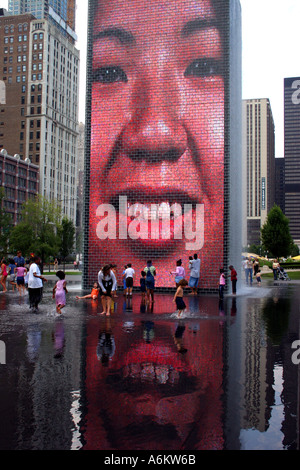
53,319,65,358
174,322,188,354
83,312,225,450
87,0,226,290
96,317,116,366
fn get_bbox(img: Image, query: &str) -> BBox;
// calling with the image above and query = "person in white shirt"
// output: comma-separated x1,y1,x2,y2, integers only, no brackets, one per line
123,263,135,296
28,256,47,312
188,254,201,295
98,265,117,315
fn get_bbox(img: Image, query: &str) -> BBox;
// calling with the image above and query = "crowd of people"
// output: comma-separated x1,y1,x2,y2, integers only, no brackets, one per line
0,251,49,313
77,254,203,317
1,250,259,318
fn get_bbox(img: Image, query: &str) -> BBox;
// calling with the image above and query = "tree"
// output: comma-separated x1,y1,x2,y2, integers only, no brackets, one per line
58,217,75,267
9,195,62,271
0,188,12,257
261,205,293,258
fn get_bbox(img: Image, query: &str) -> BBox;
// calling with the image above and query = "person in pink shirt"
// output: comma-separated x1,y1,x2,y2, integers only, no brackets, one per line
219,268,226,300
170,259,186,287
15,263,27,295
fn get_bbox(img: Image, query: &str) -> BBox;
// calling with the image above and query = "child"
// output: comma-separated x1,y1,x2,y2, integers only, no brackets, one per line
173,279,188,317
76,282,99,300
219,269,226,299
228,265,237,295
256,269,262,286
140,271,146,300
15,263,27,295
53,270,68,314
8,259,17,291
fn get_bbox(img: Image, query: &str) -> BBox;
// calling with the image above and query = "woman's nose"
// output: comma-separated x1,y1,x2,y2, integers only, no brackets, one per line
121,74,188,161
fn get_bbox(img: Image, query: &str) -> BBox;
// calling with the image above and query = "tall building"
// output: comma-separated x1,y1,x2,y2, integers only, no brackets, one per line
275,157,285,214
8,0,77,43
0,148,39,225
284,77,300,246
243,98,276,246
0,9,79,223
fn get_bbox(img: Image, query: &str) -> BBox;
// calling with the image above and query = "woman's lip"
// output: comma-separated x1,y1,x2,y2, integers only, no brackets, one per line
109,186,200,207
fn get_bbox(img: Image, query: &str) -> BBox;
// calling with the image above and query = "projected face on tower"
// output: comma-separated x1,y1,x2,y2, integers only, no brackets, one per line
88,0,225,288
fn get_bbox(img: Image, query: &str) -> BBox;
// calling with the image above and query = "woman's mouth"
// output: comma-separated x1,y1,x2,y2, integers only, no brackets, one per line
101,187,205,251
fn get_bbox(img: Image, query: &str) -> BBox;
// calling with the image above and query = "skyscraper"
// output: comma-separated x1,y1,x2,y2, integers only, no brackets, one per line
243,98,275,246
8,0,76,42
284,77,300,246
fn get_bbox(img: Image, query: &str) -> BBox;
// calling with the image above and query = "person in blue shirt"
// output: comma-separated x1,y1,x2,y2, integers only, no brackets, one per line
14,251,25,267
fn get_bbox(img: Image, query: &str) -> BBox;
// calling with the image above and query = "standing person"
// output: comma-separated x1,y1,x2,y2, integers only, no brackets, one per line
15,263,27,295
98,265,117,316
14,251,25,267
54,258,58,272
170,259,185,287
219,269,226,300
123,263,135,297
228,265,237,295
242,257,248,283
140,271,146,301
272,259,279,281
53,270,68,314
144,260,156,303
8,259,17,292
173,279,188,317
256,269,262,287
246,257,253,285
253,258,260,276
188,254,201,295
110,264,118,298
0,258,8,293
122,265,127,296
28,256,47,313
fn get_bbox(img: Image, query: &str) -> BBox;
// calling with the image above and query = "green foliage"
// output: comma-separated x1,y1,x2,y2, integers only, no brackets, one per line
8,196,74,271
9,222,35,255
261,205,293,258
0,188,12,256
58,217,75,261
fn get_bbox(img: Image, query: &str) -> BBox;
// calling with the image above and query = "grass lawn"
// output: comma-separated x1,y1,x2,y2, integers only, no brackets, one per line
43,271,82,276
262,271,300,280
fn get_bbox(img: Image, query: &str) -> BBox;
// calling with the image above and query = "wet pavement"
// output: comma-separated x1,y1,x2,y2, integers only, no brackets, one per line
0,277,299,451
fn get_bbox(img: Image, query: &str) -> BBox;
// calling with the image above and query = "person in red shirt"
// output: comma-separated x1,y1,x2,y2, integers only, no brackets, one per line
229,265,237,295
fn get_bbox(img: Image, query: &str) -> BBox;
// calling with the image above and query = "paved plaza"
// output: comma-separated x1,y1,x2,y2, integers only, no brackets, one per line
0,275,299,451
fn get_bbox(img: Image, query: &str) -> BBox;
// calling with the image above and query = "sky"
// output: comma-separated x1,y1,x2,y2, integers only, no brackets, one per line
3,0,300,158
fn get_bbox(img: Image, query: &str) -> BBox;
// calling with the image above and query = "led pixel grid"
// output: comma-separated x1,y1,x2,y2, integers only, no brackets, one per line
84,0,237,291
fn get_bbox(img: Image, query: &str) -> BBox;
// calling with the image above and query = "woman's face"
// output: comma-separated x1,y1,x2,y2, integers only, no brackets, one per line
89,0,225,288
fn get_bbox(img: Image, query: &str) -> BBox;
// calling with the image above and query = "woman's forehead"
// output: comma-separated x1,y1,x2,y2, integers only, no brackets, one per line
94,0,216,28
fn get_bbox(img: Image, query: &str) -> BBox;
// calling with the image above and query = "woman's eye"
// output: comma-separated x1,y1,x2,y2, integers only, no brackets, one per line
92,66,128,83
184,58,222,78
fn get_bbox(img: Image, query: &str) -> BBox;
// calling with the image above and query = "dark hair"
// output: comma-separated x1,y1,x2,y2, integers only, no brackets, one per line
127,263,131,267
176,259,182,266
102,264,111,276
194,254,198,259
178,279,188,286
56,270,65,280
220,268,224,273
229,265,233,269
141,270,146,277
